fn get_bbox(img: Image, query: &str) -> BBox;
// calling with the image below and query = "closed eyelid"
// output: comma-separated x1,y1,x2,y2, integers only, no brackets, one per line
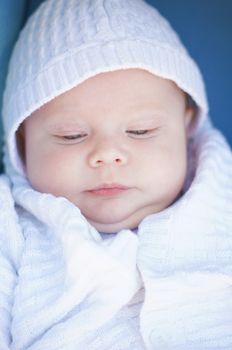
54,130,87,136
126,123,161,131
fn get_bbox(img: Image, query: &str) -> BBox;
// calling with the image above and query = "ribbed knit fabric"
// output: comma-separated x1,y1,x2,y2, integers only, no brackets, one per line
0,0,232,349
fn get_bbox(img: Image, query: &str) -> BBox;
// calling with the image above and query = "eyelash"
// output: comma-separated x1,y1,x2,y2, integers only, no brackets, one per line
58,129,154,143
63,134,87,140
126,130,149,135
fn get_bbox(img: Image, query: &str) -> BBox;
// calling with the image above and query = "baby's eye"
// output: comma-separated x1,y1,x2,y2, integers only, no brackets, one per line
126,129,154,137
55,133,88,144
63,134,87,140
127,130,148,135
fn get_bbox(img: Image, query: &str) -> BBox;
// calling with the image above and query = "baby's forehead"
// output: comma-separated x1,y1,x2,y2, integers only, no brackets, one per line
43,69,185,109
24,69,189,131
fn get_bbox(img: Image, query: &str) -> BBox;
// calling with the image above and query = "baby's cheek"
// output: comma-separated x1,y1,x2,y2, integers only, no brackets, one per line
146,141,187,196
25,147,68,194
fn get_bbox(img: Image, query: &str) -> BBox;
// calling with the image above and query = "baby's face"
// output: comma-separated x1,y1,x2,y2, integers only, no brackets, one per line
22,69,193,233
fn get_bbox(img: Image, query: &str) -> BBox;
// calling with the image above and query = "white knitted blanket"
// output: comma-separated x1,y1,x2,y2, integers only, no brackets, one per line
0,124,232,349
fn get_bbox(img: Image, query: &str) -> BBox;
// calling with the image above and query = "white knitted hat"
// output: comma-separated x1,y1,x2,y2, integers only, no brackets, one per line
2,0,208,175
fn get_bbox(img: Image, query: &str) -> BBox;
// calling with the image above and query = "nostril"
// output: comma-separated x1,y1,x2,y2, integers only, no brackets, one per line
91,156,125,166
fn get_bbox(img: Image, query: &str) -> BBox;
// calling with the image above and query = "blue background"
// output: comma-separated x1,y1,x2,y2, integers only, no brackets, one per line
0,0,231,171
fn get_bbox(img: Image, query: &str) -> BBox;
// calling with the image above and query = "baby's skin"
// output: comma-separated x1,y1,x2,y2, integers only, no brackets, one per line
19,69,193,233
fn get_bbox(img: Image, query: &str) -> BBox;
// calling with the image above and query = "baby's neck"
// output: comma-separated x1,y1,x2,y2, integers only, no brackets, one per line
99,227,138,239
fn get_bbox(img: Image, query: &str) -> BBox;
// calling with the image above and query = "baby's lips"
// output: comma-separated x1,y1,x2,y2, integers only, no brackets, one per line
86,183,130,196
87,183,130,191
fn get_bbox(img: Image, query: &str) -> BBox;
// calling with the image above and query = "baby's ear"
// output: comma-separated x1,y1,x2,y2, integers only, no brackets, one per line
16,123,25,164
184,106,195,131
184,94,197,134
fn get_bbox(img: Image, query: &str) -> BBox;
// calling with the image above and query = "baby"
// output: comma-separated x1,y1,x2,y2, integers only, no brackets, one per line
0,0,232,349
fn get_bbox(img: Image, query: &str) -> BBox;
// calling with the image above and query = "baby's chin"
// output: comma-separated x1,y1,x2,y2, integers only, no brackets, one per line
85,205,159,233
77,192,179,233
87,217,139,233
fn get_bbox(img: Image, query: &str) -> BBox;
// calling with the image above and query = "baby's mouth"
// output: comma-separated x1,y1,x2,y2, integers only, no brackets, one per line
87,183,130,196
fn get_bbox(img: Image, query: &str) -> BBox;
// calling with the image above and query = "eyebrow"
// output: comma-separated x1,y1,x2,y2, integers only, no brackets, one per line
127,110,168,126
46,120,89,132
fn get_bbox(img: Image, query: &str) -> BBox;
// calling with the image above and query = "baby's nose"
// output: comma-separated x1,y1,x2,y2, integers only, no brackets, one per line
88,142,128,167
